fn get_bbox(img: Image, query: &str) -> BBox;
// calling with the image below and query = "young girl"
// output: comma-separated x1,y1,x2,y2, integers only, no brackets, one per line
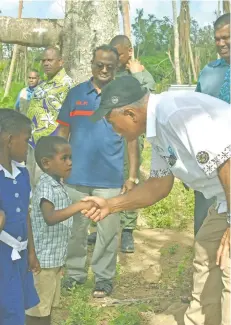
0,109,40,325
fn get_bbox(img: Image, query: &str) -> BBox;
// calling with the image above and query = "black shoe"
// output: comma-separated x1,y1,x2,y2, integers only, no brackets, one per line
88,232,97,245
121,230,135,253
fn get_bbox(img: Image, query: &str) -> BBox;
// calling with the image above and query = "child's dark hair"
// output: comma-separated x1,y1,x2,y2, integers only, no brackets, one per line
35,136,69,170
0,108,31,135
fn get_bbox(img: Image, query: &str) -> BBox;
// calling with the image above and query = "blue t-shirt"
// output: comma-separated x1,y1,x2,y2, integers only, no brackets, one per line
196,58,230,103
57,79,124,188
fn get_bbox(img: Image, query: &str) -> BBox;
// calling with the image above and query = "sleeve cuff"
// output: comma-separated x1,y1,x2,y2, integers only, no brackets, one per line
150,168,172,178
200,145,231,176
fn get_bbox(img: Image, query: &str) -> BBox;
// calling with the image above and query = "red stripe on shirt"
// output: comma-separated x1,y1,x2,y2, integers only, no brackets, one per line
57,119,70,126
70,110,94,117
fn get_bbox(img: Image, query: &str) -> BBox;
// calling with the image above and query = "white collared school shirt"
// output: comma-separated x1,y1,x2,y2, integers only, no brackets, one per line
146,91,231,213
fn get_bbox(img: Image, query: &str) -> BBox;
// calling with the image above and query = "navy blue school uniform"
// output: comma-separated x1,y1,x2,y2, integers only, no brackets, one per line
0,161,39,325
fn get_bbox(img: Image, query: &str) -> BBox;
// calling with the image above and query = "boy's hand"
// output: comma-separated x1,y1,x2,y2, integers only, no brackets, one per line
0,212,5,233
28,251,41,275
81,200,101,219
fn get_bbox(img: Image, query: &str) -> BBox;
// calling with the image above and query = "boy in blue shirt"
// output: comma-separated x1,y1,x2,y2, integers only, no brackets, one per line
0,109,40,325
26,136,99,325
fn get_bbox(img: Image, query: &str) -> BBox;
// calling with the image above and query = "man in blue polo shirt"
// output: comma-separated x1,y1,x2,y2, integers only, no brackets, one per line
194,13,230,235
57,44,139,298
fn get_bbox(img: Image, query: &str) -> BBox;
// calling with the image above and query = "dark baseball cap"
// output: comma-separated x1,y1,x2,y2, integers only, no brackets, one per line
90,76,148,122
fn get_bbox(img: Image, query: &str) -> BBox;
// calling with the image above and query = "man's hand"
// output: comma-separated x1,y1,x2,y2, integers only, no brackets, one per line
121,179,136,195
80,200,101,219
216,227,230,270
28,251,41,275
0,212,5,233
81,196,110,222
126,59,144,74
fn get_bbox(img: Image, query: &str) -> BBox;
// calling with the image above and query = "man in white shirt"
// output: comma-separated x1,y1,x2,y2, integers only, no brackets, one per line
83,76,230,325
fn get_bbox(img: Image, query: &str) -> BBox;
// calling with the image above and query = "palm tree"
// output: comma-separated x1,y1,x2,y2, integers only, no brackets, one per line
172,0,182,84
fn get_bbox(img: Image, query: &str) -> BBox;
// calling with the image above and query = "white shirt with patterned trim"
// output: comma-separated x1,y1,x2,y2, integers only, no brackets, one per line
31,173,73,268
146,91,231,213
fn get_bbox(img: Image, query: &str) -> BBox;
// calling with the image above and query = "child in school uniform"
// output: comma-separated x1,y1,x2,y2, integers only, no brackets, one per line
26,136,100,325
0,109,40,325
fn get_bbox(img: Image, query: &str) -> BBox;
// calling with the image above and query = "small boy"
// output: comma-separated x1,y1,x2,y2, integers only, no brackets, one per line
0,109,40,325
26,136,100,325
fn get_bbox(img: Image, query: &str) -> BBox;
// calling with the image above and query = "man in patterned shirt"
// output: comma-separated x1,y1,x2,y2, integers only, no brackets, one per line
26,47,74,189
193,13,230,235
26,136,99,325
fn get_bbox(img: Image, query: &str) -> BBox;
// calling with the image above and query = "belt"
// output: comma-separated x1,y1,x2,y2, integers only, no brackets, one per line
0,230,28,260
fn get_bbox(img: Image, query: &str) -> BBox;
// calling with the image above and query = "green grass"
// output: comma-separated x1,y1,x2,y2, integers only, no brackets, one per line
62,280,146,325
140,140,194,230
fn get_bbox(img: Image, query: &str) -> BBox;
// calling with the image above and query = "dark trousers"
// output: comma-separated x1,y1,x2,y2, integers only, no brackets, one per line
194,190,215,235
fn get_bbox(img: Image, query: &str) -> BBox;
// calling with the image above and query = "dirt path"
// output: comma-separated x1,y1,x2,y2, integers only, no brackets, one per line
53,225,194,324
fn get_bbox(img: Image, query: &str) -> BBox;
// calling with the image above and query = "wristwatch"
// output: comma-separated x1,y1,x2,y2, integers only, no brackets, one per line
128,177,139,185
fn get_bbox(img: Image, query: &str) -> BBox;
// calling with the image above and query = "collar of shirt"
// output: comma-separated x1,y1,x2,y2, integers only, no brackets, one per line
0,161,24,179
146,93,161,140
46,68,68,85
86,78,102,96
208,58,230,68
39,173,63,188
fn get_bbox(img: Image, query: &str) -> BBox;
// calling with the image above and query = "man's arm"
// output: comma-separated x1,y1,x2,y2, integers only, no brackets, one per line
122,139,140,193
0,210,5,232
58,124,70,140
218,159,230,212
127,59,155,92
15,92,21,111
216,159,230,270
132,69,155,93
27,214,41,274
83,175,174,221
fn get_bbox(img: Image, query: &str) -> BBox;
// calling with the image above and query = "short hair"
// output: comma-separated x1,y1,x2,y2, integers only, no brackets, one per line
92,44,119,61
0,109,31,136
214,13,230,30
34,136,69,170
43,46,62,59
29,69,40,77
110,35,132,48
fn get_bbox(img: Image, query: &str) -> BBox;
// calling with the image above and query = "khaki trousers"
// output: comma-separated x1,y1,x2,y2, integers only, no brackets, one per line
185,205,230,325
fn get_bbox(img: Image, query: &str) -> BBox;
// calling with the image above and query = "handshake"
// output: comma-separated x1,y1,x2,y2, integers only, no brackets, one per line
80,196,110,222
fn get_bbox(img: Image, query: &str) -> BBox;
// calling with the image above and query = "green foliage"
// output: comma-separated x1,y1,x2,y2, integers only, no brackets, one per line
141,180,194,230
109,308,142,325
64,285,100,325
0,82,24,108
141,141,194,230
140,54,174,86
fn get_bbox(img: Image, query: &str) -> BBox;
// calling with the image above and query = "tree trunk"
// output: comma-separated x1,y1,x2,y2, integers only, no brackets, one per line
4,0,23,98
0,16,63,47
188,40,197,81
172,0,182,84
223,0,230,13
120,0,132,40
62,0,119,82
217,0,221,17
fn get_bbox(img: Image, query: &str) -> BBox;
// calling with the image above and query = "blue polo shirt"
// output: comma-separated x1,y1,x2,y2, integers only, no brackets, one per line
57,79,124,188
196,58,230,103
